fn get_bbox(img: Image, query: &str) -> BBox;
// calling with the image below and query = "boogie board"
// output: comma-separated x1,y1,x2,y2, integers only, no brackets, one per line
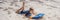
32,13,44,19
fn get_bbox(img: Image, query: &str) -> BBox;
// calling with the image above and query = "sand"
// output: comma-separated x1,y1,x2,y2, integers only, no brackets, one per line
0,0,60,20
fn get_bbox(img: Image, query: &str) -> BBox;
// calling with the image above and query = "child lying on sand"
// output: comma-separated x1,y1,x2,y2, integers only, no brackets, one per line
16,7,44,20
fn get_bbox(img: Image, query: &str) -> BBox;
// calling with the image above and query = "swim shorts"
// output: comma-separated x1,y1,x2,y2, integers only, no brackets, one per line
18,10,26,14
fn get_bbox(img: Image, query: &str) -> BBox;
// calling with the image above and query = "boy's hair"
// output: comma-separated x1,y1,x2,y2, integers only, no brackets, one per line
30,8,33,11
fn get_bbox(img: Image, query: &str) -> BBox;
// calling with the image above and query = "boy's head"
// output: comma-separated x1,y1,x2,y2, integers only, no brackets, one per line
29,8,34,14
30,8,34,11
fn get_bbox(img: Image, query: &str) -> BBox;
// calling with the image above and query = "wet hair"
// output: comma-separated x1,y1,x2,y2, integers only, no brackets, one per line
30,8,33,11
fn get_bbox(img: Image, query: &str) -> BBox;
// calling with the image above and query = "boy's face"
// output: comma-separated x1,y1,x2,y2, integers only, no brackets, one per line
30,10,33,14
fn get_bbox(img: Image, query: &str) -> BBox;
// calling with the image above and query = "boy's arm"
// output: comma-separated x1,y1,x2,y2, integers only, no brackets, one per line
22,14,26,18
29,16,32,19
